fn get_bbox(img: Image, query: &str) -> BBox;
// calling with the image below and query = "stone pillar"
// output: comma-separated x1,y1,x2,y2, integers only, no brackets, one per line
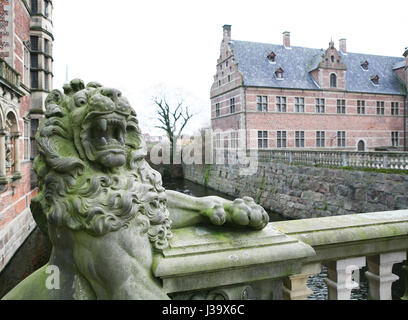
365,251,406,300
13,134,20,173
401,261,408,300
283,262,321,300
0,130,6,176
324,256,366,300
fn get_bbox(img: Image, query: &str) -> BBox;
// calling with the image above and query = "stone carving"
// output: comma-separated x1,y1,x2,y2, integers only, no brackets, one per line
3,79,269,300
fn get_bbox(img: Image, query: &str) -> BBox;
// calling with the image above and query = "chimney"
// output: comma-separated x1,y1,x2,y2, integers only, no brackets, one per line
404,47,408,66
223,24,231,43
283,31,290,48
339,38,347,53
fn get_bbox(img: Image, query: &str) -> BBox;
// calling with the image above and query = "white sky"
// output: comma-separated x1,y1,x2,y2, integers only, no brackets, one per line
52,0,407,136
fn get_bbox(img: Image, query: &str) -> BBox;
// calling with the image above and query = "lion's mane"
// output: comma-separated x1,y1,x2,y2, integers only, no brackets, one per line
31,79,172,251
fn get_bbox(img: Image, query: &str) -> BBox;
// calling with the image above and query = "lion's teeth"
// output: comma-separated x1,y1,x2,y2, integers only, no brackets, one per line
97,119,107,131
100,137,107,145
121,120,126,131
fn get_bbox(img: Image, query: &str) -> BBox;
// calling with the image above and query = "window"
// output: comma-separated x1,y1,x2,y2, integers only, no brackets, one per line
295,131,305,148
357,100,365,114
44,0,49,16
44,74,49,91
230,97,235,113
44,39,49,55
267,51,276,62
337,99,346,114
330,73,337,88
315,98,325,113
331,55,335,63
230,132,238,149
277,131,287,148
226,60,229,68
215,133,221,148
391,131,399,146
31,54,38,68
30,119,39,160
31,0,38,14
31,71,39,89
258,131,268,149
218,80,221,87
391,102,399,115
376,101,385,115
295,97,304,112
257,96,268,112
276,96,286,112
275,68,284,79
227,75,231,82
23,47,30,87
215,103,220,117
316,131,325,147
30,36,39,51
337,131,346,147
361,60,369,70
24,121,30,160
371,75,379,85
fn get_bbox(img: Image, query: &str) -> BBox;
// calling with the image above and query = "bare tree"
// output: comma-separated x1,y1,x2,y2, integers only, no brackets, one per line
154,96,194,163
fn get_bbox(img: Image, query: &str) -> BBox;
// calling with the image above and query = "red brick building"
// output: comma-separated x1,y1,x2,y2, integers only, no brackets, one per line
211,25,408,152
0,0,53,272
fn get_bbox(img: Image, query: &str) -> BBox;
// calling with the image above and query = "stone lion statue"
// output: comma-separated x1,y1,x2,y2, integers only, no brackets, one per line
3,79,269,300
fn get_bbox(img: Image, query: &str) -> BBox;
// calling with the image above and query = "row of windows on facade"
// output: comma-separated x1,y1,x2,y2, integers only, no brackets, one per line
31,0,51,17
214,130,400,149
256,130,399,148
214,96,401,116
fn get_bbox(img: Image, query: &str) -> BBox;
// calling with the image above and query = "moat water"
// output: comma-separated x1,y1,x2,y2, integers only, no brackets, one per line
0,178,405,299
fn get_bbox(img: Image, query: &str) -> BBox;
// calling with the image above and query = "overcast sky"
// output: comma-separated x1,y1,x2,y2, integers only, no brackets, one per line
52,0,407,136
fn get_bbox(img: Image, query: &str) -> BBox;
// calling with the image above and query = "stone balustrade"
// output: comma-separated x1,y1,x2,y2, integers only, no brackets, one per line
154,209,408,300
0,57,20,89
272,209,408,300
257,149,408,170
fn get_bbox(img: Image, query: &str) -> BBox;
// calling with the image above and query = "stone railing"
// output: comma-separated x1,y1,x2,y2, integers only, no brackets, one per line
154,209,408,300
272,209,408,300
0,57,20,88
257,149,408,170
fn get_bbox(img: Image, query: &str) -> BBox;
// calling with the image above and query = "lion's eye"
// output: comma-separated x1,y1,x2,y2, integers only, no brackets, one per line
75,97,87,107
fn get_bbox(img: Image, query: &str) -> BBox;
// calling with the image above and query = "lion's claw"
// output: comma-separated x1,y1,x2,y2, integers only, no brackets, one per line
229,197,269,230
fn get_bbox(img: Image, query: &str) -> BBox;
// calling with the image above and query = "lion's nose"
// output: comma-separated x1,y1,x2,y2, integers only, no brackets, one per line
100,87,122,101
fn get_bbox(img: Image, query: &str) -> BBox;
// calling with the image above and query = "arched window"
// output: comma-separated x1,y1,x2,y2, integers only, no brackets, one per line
330,73,337,88
331,55,335,63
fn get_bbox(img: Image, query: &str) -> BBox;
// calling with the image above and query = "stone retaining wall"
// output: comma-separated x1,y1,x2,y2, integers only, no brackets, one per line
183,162,408,219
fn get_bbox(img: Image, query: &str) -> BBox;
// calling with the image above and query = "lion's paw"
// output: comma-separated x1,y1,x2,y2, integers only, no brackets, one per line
228,197,269,230
207,203,226,226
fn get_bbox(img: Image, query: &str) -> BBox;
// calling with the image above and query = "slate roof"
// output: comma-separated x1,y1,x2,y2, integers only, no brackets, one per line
230,40,406,95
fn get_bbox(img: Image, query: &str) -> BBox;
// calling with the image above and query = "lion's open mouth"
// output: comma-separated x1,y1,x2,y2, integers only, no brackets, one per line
90,115,127,151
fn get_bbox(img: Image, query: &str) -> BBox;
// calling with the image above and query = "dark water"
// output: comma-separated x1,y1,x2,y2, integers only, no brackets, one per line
0,228,52,299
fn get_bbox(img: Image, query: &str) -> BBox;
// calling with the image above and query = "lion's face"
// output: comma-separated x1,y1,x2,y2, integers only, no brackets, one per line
70,86,131,168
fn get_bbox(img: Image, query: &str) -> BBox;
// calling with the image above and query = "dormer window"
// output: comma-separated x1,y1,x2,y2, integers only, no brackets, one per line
275,67,284,79
371,75,379,85
267,51,276,63
361,60,369,70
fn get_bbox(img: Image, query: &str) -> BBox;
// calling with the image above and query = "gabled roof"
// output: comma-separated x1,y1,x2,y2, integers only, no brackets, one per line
230,40,406,95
